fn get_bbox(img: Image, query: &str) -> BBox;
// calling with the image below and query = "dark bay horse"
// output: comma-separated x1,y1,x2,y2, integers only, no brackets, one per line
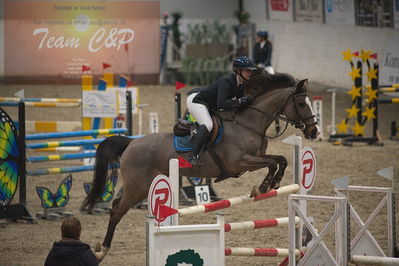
81,72,320,261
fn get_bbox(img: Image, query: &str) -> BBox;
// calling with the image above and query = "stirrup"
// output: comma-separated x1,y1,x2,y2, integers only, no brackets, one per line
189,155,200,166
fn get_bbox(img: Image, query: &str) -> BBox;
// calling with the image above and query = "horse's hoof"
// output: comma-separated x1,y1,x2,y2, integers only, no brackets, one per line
250,186,260,198
94,243,109,263
95,242,102,252
259,183,270,194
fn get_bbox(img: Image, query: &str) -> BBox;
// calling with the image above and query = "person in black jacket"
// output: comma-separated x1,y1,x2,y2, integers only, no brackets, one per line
44,216,98,266
253,30,274,74
186,56,256,165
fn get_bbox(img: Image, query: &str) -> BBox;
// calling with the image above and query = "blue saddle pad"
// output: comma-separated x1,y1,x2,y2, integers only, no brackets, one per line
173,124,224,152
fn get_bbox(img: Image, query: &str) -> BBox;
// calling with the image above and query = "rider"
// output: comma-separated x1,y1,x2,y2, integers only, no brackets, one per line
186,56,256,165
253,30,274,74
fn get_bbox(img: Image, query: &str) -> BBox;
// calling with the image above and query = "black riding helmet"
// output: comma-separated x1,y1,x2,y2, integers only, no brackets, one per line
256,30,268,39
233,56,256,71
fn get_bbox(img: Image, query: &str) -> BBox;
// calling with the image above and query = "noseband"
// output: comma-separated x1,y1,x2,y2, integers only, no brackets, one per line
279,92,317,130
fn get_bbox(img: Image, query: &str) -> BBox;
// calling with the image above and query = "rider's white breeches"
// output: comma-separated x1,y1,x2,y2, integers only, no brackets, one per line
265,66,275,74
186,92,213,132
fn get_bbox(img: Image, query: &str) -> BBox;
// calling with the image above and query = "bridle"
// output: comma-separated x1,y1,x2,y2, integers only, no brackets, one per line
224,90,317,139
275,91,317,130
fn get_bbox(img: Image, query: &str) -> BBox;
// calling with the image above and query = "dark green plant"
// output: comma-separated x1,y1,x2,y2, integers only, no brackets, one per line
185,20,233,45
181,57,230,85
235,10,250,24
171,11,183,60
181,57,196,84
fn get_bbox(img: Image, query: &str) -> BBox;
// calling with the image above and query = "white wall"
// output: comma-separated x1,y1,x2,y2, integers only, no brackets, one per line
253,19,396,88
160,0,238,19
243,0,267,21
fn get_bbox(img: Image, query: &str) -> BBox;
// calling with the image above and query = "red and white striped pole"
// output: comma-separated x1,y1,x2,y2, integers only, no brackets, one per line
225,248,301,257
224,216,300,232
178,184,300,217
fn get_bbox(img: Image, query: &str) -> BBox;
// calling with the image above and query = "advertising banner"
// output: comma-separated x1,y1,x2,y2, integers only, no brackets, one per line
354,0,393,28
82,91,117,118
325,0,355,25
268,0,294,21
4,1,160,83
380,33,399,85
295,0,324,23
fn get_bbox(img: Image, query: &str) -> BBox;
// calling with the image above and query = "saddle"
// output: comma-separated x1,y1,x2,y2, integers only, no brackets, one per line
173,113,237,183
173,115,221,144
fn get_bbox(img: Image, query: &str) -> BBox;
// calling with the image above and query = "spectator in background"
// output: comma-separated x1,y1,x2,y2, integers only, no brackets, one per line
374,0,385,27
253,30,275,74
45,216,98,266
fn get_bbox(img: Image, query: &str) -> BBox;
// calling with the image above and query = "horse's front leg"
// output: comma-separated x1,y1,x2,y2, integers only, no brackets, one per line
238,154,278,197
95,187,146,262
263,155,288,190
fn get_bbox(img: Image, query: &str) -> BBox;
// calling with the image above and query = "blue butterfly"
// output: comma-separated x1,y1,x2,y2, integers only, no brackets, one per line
36,175,72,209
0,108,19,207
84,175,117,203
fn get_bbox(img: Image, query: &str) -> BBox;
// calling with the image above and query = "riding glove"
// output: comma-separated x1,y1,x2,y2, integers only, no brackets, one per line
239,96,252,105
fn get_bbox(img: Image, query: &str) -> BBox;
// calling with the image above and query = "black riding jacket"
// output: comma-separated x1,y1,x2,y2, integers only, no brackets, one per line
190,73,243,111
44,240,98,266
253,41,272,67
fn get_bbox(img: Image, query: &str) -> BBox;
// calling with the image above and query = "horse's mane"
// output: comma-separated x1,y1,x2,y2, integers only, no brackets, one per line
243,69,297,97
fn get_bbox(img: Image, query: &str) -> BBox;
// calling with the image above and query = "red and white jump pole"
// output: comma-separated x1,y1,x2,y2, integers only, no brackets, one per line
225,247,301,257
224,216,300,232
178,184,300,217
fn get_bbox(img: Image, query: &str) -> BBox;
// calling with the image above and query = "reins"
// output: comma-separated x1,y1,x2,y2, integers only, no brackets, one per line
223,90,316,140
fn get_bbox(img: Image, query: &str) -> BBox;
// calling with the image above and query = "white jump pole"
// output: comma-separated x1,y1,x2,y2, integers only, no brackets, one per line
283,134,304,250
169,158,179,226
350,255,399,265
327,88,337,135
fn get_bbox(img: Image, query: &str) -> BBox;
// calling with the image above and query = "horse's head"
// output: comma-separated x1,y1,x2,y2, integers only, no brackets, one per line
243,72,320,139
283,79,321,139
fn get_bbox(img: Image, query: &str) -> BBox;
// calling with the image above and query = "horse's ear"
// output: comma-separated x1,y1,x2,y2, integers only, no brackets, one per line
296,79,308,93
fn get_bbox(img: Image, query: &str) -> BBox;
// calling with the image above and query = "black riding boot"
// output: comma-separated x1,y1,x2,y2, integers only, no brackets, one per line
189,125,210,166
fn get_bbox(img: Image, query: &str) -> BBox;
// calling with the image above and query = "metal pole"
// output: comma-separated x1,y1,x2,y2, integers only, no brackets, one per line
372,63,379,140
18,101,27,205
356,61,363,132
391,121,397,140
174,92,183,188
126,90,133,136
174,92,181,122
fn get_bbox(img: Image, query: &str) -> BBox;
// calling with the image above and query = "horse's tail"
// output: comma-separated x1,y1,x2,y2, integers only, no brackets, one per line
81,135,133,211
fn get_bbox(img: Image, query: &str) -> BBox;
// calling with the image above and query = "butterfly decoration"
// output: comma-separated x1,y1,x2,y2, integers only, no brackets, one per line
0,108,19,207
36,175,72,209
84,175,117,203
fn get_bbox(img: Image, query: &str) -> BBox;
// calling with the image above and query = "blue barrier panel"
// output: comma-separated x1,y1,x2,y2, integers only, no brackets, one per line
27,165,95,176
26,135,143,149
28,152,96,162
26,128,128,140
